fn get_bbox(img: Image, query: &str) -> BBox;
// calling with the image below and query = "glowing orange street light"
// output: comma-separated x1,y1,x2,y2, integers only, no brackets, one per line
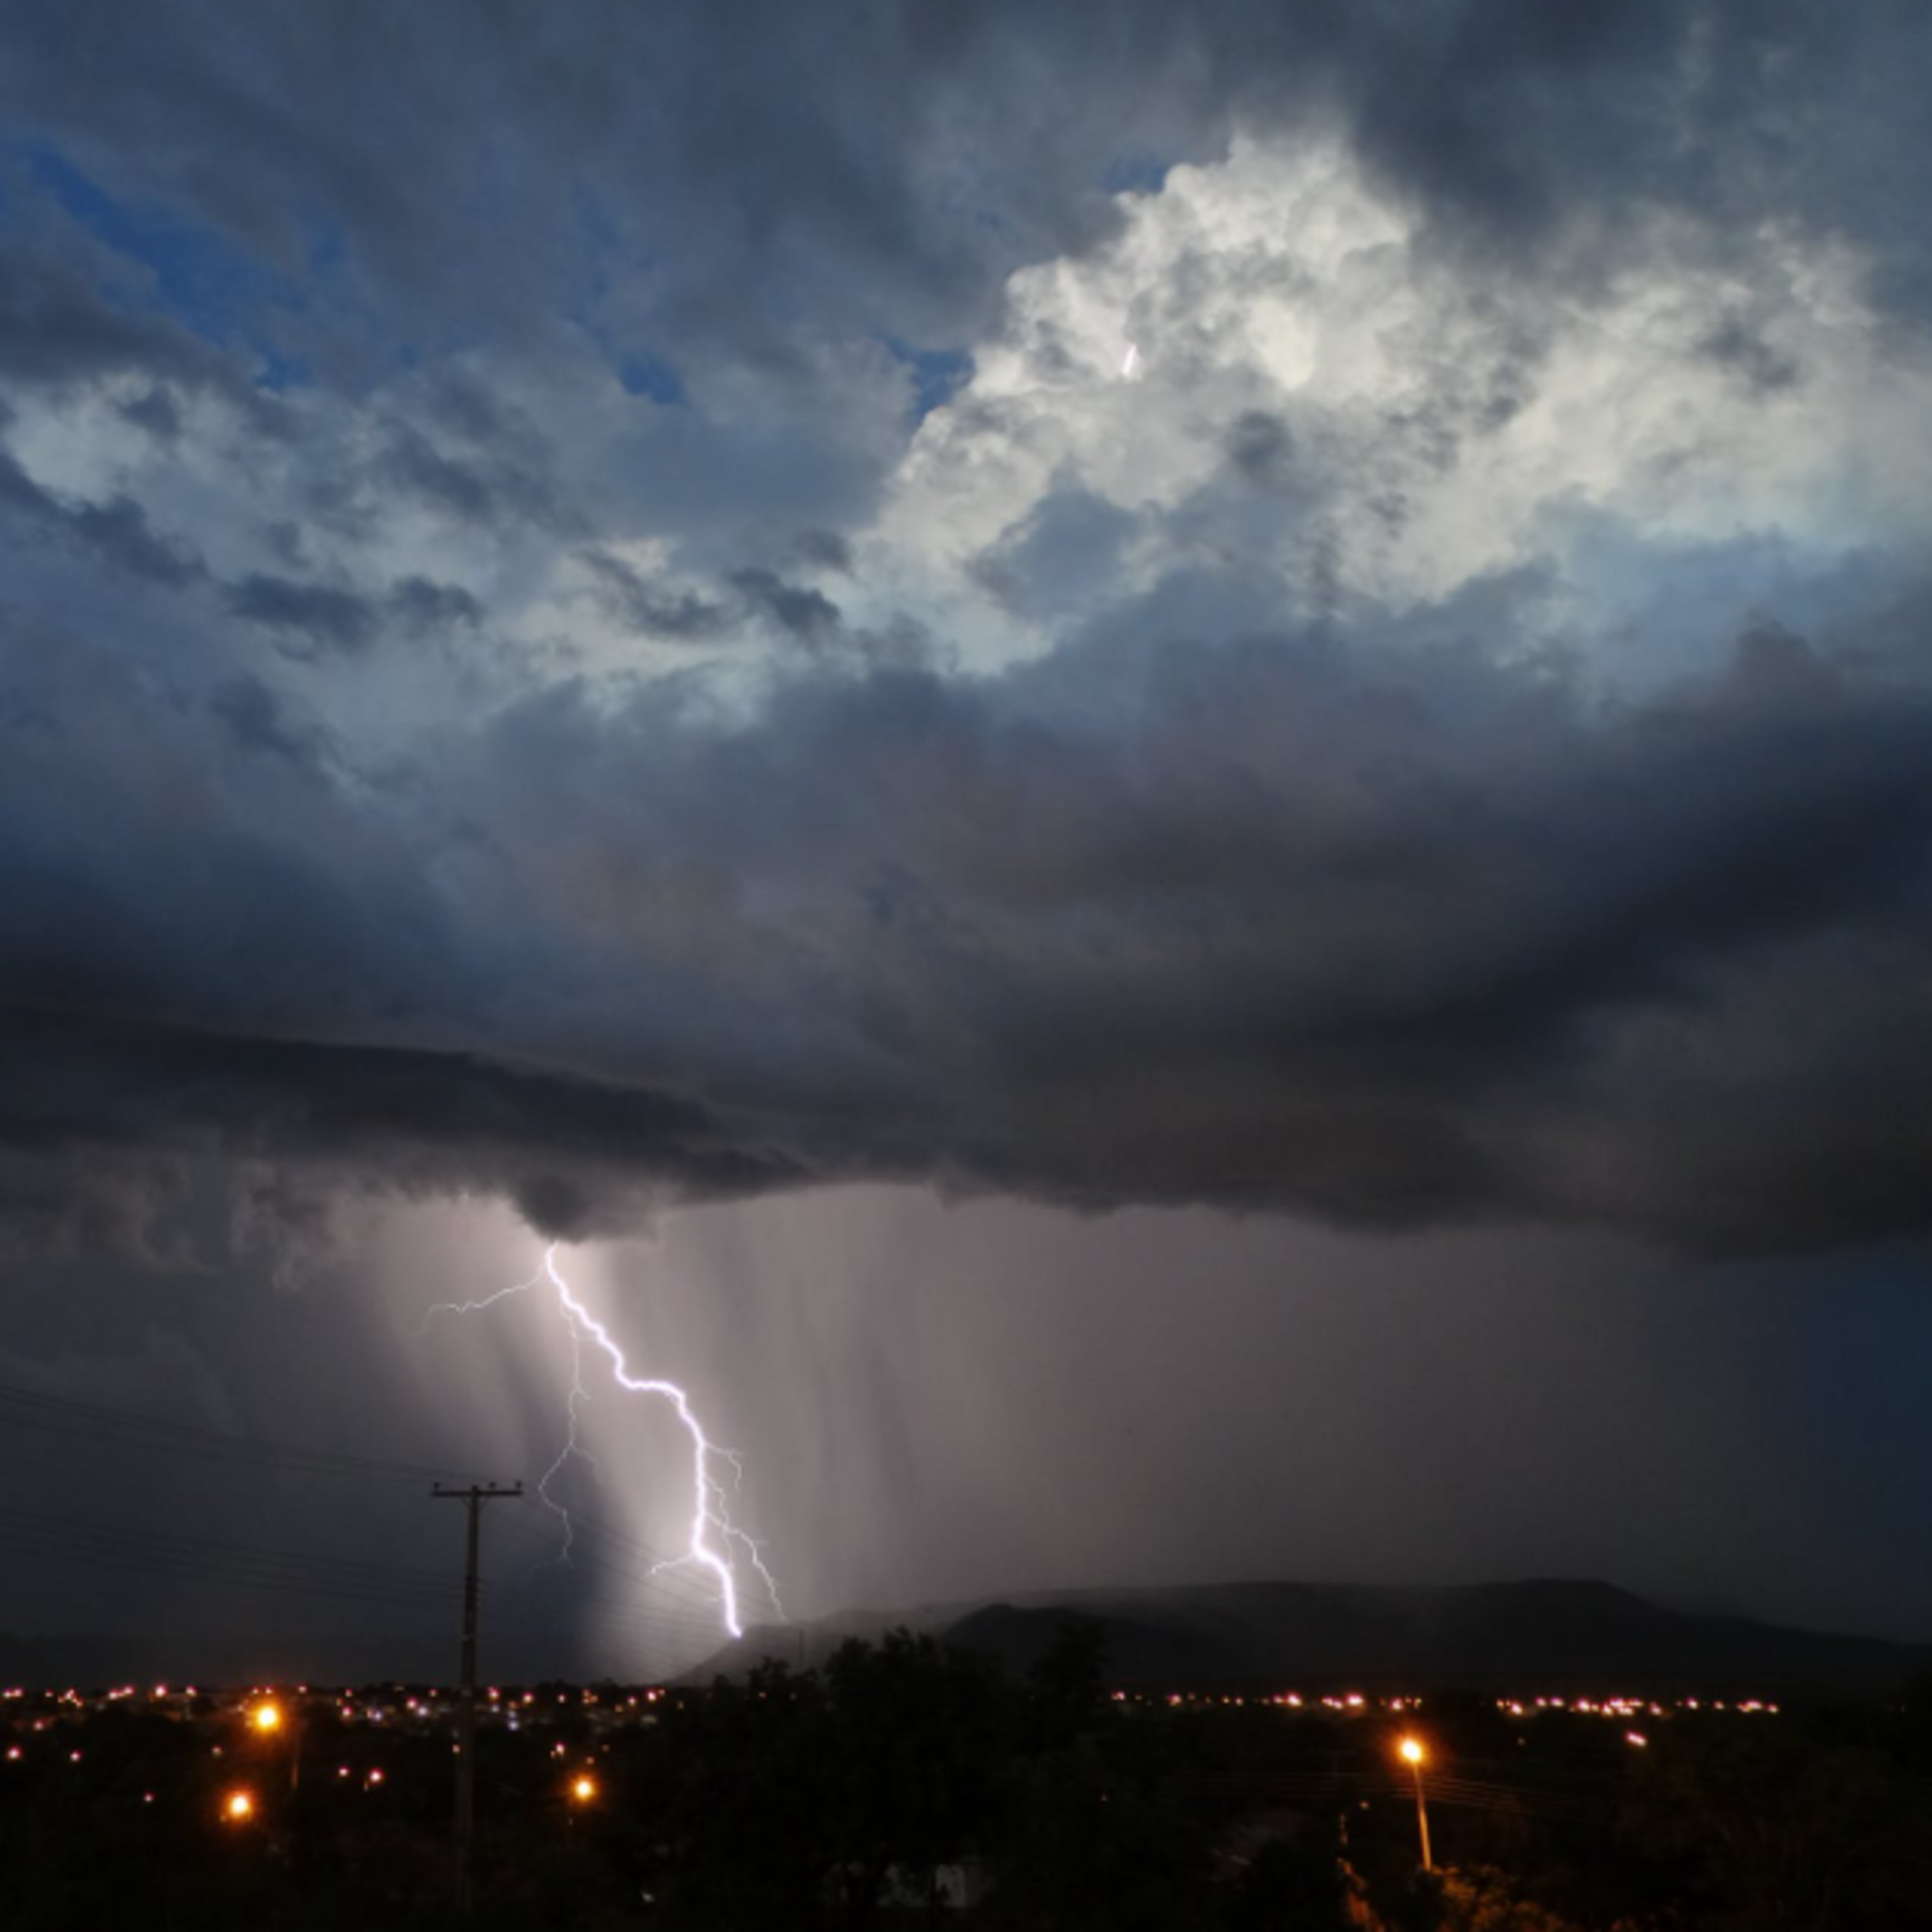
570,1773,599,1805
249,1696,301,1792
223,1787,257,1825
1396,1736,1432,1870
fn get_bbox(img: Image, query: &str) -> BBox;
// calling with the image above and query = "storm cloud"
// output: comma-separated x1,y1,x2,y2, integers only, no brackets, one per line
1,3,1926,335
6,578,1932,1258
1,0,1931,1269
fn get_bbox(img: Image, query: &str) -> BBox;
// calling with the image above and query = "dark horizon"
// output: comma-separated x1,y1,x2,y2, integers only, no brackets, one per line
8,1561,1932,1700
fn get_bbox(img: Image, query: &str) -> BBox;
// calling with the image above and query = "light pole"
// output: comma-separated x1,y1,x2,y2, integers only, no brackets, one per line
1397,1736,1433,1871
566,1770,599,1843
251,1697,298,1794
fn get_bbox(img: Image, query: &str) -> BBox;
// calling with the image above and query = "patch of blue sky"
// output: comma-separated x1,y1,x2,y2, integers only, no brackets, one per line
11,140,319,388
564,183,687,407
884,338,973,423
617,352,686,405
1103,150,1172,196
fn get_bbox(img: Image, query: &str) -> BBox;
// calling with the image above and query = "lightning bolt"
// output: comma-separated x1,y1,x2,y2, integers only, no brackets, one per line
422,1244,782,1640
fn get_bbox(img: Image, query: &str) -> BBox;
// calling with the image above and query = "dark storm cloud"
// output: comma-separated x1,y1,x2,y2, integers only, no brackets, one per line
0,239,227,392
1,0,1927,398
1226,412,1296,490
2,0,1930,1269
730,567,843,646
793,528,854,574
225,571,482,649
227,573,380,654
969,487,1140,621
380,424,570,534
6,574,1932,1256
0,448,205,587
3,1012,804,1244
578,550,734,642
63,495,205,589
1698,316,1803,395
387,575,484,636
117,386,185,440
205,676,333,773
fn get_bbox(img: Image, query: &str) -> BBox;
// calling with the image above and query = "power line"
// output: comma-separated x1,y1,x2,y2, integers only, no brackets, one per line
0,1502,470,1611
0,1378,485,1486
0,1376,759,1675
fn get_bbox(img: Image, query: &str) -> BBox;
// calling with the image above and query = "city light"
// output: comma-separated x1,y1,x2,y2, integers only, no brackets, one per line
223,1788,256,1824
1396,1736,1432,1871
251,1701,283,1734
571,1773,599,1804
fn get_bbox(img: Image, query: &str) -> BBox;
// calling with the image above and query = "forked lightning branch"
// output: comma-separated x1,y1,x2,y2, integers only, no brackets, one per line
423,1245,782,1640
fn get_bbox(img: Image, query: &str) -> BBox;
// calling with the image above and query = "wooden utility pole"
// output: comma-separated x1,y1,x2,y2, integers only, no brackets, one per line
432,1481,522,1913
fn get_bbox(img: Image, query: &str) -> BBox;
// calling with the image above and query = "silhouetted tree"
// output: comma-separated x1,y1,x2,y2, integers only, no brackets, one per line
1623,1718,1932,1930
651,1660,837,1931
1224,1828,1362,1931
819,1629,1011,1927
1023,1616,1110,1753
983,1734,1217,1932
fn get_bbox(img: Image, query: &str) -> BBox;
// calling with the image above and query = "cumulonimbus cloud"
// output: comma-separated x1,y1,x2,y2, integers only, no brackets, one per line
4,0,1932,1267
6,574,1932,1260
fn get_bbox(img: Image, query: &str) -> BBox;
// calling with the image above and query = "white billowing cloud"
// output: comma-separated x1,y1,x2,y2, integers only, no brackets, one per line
0,307,922,764
10,124,1927,766
866,133,1932,680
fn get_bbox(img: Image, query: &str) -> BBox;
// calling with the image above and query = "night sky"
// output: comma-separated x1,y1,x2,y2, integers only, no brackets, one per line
5,1,1932,1682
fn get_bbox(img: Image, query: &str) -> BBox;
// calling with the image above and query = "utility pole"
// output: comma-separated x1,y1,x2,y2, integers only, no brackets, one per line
433,1481,522,1913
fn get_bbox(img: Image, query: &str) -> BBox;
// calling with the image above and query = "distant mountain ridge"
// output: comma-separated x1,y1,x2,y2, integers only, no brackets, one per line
11,1579,1923,1694
717,1578,1932,1694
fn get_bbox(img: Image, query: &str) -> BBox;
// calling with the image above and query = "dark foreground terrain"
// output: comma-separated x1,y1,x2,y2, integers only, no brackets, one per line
8,1624,1932,1929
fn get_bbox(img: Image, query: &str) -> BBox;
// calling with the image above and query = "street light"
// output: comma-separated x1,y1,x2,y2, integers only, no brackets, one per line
564,1770,600,1844
1397,1736,1433,1871
222,1787,257,1825
249,1696,299,1792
